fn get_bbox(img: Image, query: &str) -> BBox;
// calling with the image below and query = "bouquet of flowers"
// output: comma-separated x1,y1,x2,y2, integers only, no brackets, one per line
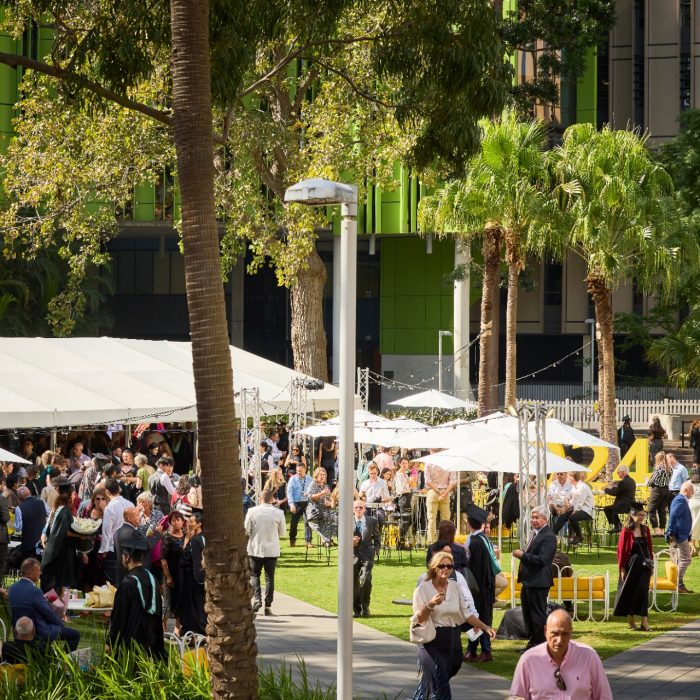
71,518,102,535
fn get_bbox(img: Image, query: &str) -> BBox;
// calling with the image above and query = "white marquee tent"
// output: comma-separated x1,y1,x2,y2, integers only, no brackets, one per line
0,337,350,429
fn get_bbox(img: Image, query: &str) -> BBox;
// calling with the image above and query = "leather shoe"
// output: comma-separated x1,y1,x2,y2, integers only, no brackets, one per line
353,610,361,618
252,601,262,613
264,607,272,616
463,652,478,662
477,652,493,662
361,609,370,617
679,585,695,594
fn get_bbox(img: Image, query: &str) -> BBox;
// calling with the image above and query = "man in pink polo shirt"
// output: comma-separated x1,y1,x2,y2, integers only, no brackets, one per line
510,609,612,700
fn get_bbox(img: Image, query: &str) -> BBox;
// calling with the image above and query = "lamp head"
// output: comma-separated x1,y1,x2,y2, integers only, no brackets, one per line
284,178,357,206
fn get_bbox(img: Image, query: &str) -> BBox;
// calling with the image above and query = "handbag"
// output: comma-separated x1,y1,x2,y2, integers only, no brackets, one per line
410,614,436,645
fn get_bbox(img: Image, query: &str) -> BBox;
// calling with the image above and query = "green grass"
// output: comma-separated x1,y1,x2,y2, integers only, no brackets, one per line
275,534,700,681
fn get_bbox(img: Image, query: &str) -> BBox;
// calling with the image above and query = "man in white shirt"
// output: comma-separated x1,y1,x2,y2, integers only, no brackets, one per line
547,472,573,518
359,465,391,524
552,472,594,544
99,478,133,585
245,489,286,615
668,453,689,497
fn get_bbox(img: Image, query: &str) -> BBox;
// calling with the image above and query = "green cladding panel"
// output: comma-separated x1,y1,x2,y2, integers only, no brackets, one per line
380,237,454,355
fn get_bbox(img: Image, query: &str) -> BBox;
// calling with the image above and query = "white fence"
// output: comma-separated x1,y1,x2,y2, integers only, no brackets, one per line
501,384,700,403
548,399,700,427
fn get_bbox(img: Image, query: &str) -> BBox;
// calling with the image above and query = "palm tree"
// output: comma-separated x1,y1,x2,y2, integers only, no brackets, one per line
170,1,257,697
647,313,700,389
551,124,691,462
419,112,552,414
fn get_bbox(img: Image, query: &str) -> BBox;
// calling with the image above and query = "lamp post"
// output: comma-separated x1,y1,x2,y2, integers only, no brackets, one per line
584,318,595,404
284,178,357,700
438,330,452,393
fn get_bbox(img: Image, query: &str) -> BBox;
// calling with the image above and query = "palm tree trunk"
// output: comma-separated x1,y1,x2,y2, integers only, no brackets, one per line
290,247,329,381
504,251,520,410
587,273,619,476
478,230,502,416
170,2,257,698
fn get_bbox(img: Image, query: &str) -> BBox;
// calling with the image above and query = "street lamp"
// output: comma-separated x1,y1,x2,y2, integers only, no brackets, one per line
584,318,595,404
284,178,357,700
438,330,452,393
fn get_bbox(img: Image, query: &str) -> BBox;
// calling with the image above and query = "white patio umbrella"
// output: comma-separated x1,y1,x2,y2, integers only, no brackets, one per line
412,438,588,547
389,389,477,411
296,409,392,439
533,419,619,450
0,448,31,464
354,418,428,446
393,420,500,450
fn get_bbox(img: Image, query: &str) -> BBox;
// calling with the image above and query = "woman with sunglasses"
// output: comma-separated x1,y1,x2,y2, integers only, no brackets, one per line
614,502,654,631
411,551,495,699
283,444,307,479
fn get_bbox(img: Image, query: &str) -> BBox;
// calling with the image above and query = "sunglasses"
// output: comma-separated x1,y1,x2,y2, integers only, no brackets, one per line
436,564,454,570
554,668,566,691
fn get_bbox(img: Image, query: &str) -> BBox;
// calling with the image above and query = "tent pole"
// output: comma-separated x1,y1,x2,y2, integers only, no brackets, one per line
50,430,57,452
456,474,461,537
498,471,503,555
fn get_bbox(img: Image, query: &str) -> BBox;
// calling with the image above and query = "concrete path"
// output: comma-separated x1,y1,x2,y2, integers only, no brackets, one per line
256,593,700,699
254,592,512,699
604,619,700,699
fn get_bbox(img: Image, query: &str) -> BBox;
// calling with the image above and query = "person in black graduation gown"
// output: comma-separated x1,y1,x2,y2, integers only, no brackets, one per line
464,505,496,662
107,532,165,660
179,511,206,635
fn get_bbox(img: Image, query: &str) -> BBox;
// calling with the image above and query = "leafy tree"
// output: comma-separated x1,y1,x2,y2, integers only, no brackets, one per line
551,124,692,462
0,1,511,697
501,0,616,120
418,112,554,414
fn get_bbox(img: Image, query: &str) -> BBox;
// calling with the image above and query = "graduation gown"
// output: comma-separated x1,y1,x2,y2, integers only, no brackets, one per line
179,533,206,635
108,566,165,659
467,532,496,627
41,506,77,592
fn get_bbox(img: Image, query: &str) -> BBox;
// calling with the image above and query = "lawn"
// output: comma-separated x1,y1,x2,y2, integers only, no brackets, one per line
275,534,700,681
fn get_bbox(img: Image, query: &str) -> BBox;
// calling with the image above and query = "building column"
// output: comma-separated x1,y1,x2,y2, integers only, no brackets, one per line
453,241,473,401
332,234,341,384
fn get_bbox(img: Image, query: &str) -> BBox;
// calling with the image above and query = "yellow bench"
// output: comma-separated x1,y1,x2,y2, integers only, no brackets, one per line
497,562,610,621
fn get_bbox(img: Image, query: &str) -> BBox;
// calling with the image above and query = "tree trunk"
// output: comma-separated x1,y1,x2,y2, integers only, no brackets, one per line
587,273,619,476
290,246,329,381
170,2,257,698
478,230,502,416
504,238,521,410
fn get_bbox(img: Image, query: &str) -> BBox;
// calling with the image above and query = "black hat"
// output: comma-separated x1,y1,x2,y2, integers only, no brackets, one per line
466,505,488,525
630,501,646,514
622,415,631,422
121,532,149,552
51,475,71,487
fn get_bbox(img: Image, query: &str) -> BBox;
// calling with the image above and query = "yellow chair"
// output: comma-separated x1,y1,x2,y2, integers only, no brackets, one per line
650,551,679,612
0,664,26,685
182,648,209,678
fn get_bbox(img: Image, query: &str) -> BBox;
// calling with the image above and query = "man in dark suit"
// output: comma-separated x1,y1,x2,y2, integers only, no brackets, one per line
352,500,381,618
603,465,637,532
8,558,80,651
16,486,47,558
513,506,557,651
114,507,142,583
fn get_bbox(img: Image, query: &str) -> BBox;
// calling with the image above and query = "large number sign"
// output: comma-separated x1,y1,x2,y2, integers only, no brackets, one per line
547,438,650,484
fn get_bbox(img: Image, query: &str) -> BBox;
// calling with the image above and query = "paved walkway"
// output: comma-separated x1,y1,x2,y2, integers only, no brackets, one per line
255,593,700,699
254,592,511,699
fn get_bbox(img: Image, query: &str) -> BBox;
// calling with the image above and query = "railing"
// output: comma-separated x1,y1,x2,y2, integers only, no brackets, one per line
545,398,700,427
501,384,700,404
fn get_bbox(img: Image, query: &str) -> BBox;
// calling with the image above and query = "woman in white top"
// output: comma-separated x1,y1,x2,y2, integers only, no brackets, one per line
552,472,594,544
411,551,495,699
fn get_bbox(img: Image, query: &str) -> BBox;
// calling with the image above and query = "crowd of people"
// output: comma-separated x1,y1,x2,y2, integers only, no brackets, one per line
0,427,205,663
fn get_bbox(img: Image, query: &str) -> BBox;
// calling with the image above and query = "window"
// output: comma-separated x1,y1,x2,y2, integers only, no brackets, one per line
680,0,691,113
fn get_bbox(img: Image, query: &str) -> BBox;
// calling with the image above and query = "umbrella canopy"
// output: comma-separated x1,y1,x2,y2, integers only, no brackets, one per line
389,389,477,411
412,438,588,475
296,410,392,439
354,418,429,446
0,448,31,464
535,419,618,450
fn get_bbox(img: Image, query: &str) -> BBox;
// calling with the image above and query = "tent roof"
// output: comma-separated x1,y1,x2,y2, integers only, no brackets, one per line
0,337,350,429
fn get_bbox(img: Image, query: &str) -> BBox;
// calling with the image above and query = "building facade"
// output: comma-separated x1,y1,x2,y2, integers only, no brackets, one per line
0,4,694,408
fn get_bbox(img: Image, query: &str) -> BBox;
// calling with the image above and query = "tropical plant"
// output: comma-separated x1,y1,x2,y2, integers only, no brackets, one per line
646,313,700,389
418,112,554,414
551,124,693,462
